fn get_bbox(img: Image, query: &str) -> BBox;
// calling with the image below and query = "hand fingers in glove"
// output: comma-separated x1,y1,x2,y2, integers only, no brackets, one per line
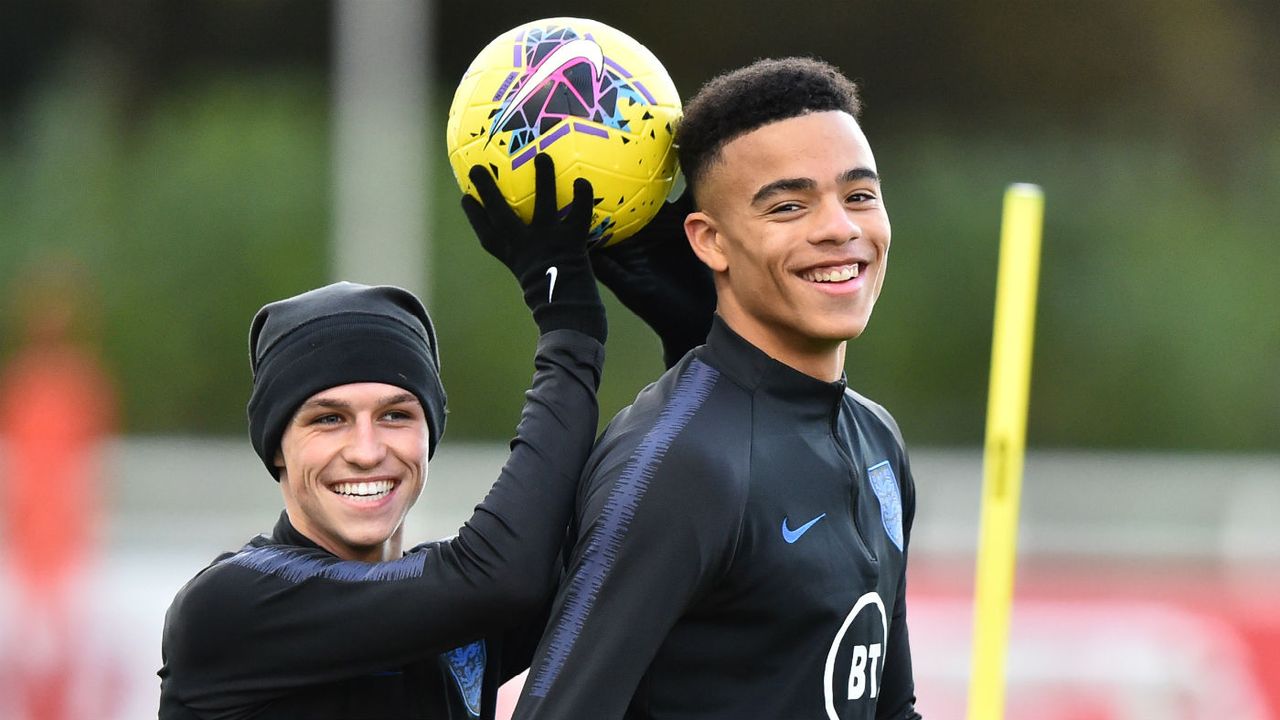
459,193,499,252
528,152,595,242
461,173,513,261
565,177,595,238
531,153,559,225
657,189,695,223
589,245,630,287
633,190,695,239
467,163,521,232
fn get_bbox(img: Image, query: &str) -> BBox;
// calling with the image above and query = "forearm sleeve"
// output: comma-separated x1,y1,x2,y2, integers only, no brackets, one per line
441,329,604,613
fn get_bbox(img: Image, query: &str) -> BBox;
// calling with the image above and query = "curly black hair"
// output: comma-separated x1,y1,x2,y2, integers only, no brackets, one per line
676,57,861,200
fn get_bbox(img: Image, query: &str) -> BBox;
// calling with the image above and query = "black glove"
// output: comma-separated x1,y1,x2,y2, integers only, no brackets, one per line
590,191,714,367
461,153,607,343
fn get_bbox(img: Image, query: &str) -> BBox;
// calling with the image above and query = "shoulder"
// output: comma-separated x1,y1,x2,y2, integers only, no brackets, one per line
164,534,276,619
843,386,916,500
162,543,263,669
163,533,338,632
566,362,753,585
612,354,730,427
589,357,749,498
844,386,907,453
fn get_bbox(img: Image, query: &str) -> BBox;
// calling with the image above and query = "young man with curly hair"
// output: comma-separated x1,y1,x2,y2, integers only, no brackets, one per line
514,57,923,720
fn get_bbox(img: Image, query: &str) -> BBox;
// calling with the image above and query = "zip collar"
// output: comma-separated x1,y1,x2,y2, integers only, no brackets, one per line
695,315,848,423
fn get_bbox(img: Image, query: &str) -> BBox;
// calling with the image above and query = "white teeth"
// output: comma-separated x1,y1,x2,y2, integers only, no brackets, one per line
803,264,860,283
333,480,394,498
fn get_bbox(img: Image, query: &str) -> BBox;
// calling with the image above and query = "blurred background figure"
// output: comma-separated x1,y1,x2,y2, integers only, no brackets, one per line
0,255,118,720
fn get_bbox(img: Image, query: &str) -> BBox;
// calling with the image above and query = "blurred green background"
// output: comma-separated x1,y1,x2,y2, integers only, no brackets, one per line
1,0,1276,450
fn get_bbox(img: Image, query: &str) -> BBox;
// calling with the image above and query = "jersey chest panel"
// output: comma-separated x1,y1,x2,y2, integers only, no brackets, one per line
643,397,909,719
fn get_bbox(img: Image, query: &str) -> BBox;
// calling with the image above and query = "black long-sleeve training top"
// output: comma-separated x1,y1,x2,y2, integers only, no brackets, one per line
515,317,922,719
158,329,605,720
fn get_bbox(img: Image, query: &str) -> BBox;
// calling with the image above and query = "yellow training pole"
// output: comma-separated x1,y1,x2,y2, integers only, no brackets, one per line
966,184,1044,720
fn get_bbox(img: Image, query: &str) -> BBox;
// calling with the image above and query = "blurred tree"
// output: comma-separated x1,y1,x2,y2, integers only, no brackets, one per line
0,0,1274,449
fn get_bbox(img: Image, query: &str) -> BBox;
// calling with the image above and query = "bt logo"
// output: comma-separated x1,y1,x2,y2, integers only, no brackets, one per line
823,592,888,719
847,642,883,700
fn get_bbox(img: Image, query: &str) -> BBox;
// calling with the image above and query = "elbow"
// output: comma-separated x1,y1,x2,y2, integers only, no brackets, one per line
502,563,558,616
449,540,557,617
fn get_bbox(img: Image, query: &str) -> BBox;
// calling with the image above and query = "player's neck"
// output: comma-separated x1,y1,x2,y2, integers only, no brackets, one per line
365,527,405,562
333,536,403,563
719,312,846,383
384,530,405,561
286,508,406,562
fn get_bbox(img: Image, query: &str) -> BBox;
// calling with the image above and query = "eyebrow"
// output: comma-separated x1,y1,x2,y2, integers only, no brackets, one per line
750,166,881,206
841,167,881,184
751,177,814,205
299,392,419,411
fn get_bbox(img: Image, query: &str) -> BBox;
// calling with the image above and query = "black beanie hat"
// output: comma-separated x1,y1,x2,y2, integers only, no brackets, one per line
246,281,446,479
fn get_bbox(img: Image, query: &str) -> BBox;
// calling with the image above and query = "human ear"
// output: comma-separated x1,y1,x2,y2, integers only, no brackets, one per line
685,211,728,273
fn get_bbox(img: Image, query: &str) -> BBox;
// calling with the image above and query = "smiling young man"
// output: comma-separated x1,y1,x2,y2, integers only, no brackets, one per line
160,156,631,719
274,382,429,563
513,58,922,719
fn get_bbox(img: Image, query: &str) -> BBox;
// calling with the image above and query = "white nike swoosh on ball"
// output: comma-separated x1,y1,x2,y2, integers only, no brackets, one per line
546,266,559,302
494,38,605,136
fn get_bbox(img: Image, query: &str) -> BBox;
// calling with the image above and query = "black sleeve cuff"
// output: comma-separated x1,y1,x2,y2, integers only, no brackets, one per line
533,303,608,344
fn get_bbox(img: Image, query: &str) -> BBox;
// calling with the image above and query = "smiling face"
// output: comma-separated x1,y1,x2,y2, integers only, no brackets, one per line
275,382,429,562
685,110,891,380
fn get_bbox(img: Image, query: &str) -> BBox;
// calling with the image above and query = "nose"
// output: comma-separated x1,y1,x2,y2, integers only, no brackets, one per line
811,196,860,245
342,416,387,469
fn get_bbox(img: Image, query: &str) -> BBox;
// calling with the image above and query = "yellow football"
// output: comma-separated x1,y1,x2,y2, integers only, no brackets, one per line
446,17,682,246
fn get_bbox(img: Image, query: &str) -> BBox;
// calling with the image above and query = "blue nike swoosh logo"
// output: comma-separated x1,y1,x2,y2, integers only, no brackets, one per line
781,513,827,544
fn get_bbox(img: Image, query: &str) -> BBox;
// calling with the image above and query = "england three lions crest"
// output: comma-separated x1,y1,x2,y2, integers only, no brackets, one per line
442,640,486,718
867,460,903,551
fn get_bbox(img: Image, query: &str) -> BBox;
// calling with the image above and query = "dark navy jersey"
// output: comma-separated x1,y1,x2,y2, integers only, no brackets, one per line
516,317,921,720
158,330,604,720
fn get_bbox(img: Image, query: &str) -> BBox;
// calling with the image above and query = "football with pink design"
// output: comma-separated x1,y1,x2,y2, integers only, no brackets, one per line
447,17,682,246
